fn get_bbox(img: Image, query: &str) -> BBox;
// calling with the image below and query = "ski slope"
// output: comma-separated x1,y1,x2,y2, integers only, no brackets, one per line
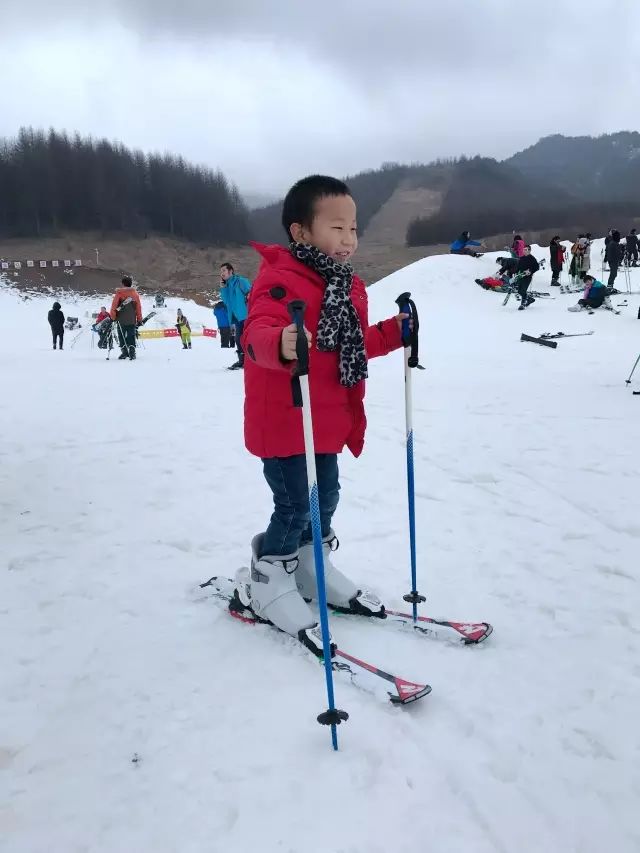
1,245,639,853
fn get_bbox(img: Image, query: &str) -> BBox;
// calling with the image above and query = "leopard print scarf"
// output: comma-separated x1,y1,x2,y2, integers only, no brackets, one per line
290,242,368,387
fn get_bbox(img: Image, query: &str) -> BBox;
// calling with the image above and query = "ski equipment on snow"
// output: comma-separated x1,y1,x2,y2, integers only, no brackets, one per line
520,333,558,349
202,575,493,646
288,299,347,749
198,576,432,703
394,292,425,623
625,353,640,385
540,331,594,339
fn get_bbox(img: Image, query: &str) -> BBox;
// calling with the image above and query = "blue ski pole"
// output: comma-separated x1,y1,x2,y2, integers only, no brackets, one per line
288,300,348,751
395,292,425,624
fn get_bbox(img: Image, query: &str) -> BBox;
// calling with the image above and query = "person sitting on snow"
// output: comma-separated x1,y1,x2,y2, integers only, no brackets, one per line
568,275,608,312
450,231,483,257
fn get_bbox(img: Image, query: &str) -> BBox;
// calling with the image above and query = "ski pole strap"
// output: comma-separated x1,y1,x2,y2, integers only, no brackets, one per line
287,299,309,408
394,291,419,368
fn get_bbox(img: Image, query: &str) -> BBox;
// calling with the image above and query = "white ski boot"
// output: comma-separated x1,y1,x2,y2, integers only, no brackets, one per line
230,535,335,657
296,531,385,618
567,302,585,312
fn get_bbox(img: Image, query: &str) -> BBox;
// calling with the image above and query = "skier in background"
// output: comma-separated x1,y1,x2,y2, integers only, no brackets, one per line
515,245,540,310
511,234,526,258
549,236,565,286
569,235,590,284
110,275,142,360
568,275,607,312
233,174,409,655
625,228,639,267
220,263,251,369
605,230,623,293
449,231,483,257
48,301,65,350
176,309,192,349
213,300,233,348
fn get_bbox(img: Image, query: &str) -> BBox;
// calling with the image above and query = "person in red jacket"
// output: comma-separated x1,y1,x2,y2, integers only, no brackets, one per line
110,275,143,360
232,175,407,655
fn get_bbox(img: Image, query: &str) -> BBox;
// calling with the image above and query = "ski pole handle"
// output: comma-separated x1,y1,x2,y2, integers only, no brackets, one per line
287,300,310,375
395,292,419,368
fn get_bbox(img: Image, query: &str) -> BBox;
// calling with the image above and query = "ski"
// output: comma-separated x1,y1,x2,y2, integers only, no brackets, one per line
200,575,492,647
520,333,558,349
540,331,594,339
197,577,431,705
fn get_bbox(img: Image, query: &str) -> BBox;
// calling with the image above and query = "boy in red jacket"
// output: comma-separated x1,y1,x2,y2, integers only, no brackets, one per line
234,175,407,655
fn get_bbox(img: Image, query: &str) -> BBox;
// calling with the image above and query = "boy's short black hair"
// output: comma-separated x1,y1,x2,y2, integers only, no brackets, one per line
282,175,352,241
221,262,234,273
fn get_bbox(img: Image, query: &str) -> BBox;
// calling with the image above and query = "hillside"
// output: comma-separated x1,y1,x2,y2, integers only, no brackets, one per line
250,132,640,249
506,131,640,201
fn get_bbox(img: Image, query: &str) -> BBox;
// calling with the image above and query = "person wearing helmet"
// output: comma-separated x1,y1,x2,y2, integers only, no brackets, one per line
110,275,143,360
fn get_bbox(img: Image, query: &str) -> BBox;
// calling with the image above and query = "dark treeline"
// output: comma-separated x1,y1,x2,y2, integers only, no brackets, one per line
0,127,249,244
405,155,640,245
407,202,640,246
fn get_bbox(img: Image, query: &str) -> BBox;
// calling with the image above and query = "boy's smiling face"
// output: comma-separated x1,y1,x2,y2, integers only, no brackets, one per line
293,194,358,263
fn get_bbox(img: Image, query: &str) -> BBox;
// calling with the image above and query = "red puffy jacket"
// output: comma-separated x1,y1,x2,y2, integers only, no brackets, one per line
242,243,403,459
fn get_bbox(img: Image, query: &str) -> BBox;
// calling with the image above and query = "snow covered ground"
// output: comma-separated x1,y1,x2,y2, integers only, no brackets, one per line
1,243,639,853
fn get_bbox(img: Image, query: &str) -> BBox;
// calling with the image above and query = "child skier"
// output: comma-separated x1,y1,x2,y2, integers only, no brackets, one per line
568,275,608,312
176,309,192,349
48,301,65,350
233,175,408,656
213,300,233,348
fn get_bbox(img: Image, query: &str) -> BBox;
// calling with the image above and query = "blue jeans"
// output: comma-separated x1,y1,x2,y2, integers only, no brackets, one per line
260,454,340,557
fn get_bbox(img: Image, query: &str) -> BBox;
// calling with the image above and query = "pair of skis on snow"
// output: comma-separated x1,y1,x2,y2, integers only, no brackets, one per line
521,330,595,349
198,575,492,707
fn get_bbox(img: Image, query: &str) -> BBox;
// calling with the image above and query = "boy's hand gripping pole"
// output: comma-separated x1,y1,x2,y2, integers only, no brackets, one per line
288,300,348,751
394,292,425,623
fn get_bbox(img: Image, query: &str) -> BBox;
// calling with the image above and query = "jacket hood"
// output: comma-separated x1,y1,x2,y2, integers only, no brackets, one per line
52,301,61,309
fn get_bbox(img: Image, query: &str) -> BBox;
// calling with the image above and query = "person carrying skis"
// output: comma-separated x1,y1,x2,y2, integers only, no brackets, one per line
220,263,251,369
605,230,623,293
48,301,65,350
449,231,483,257
176,309,192,349
110,275,142,360
213,300,234,348
568,274,607,312
232,174,408,656
514,245,540,310
549,236,565,286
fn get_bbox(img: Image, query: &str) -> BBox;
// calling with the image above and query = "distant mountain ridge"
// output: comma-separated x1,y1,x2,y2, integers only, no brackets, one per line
249,131,640,248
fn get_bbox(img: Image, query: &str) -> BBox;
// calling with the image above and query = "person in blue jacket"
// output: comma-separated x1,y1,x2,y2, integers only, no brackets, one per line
213,300,235,349
450,231,483,257
220,262,252,369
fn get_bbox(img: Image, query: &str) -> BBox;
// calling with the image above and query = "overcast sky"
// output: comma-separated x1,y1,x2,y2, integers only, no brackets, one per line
2,0,639,197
